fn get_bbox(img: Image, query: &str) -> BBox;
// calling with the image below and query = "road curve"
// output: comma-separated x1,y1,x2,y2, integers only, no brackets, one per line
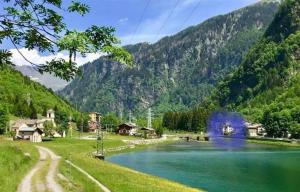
17,146,63,192
17,146,47,192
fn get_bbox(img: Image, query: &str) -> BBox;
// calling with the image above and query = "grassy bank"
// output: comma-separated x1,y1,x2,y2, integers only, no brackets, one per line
57,160,104,192
0,139,39,192
247,138,300,147
41,134,202,192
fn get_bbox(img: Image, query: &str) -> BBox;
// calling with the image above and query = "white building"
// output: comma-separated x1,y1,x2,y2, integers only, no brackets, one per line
10,109,60,141
222,123,234,135
17,127,43,143
245,122,265,137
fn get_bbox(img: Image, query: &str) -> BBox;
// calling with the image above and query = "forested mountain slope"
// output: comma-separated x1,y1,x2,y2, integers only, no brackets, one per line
60,1,279,115
213,0,300,137
0,66,77,119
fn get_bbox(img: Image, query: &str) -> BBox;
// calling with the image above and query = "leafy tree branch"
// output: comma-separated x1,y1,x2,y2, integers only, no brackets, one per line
0,0,132,81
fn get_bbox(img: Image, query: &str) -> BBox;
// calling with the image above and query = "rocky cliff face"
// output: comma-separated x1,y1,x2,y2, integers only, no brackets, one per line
60,1,279,115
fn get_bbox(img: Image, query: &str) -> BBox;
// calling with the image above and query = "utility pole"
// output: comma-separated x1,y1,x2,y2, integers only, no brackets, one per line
129,110,132,123
120,111,123,122
96,116,104,160
147,108,152,128
69,115,73,138
101,128,104,156
80,113,83,139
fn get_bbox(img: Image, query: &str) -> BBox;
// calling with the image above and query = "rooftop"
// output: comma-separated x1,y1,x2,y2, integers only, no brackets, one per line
141,127,155,131
19,127,35,132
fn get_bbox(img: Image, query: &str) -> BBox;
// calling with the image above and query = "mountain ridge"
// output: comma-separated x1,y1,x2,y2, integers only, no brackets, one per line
60,1,279,116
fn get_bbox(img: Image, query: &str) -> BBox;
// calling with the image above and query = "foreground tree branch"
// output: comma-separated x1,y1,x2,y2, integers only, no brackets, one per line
0,0,132,81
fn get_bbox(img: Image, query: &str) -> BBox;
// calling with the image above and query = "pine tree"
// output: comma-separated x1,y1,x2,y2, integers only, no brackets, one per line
0,105,9,134
29,103,38,119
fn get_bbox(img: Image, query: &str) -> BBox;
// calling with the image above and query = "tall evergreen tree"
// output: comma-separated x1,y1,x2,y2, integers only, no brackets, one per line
0,105,9,134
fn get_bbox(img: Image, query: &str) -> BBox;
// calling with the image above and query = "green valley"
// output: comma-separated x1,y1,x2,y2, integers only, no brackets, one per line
1,0,300,192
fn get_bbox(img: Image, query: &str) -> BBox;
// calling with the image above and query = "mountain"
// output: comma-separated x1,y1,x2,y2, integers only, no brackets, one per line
60,0,279,115
212,0,300,138
15,66,68,91
0,66,77,119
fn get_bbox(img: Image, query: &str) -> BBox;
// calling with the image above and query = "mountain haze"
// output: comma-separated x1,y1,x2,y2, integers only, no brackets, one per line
15,66,68,91
60,1,279,115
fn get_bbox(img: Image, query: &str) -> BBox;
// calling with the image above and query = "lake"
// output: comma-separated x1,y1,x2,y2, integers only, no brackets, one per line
107,141,300,192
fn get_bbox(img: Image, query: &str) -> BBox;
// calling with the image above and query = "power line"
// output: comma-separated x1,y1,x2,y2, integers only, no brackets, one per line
153,0,181,42
180,0,202,31
129,0,152,45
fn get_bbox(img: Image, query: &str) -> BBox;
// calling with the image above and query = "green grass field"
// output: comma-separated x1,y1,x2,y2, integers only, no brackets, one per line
0,139,38,192
40,134,202,192
0,134,202,192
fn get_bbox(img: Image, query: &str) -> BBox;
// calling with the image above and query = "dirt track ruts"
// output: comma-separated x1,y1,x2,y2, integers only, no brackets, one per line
17,146,63,192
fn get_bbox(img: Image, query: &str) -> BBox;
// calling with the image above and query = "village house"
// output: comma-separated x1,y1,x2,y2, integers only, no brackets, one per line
88,112,101,132
222,123,234,136
17,127,43,142
89,112,101,122
245,122,265,137
88,121,98,133
141,127,156,139
10,109,63,141
117,123,137,136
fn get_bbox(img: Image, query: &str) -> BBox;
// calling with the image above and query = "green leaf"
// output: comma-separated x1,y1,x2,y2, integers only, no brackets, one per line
68,1,90,16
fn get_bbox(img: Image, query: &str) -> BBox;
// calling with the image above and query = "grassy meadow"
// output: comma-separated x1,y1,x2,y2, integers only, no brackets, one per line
40,134,202,192
0,133,202,192
0,138,39,192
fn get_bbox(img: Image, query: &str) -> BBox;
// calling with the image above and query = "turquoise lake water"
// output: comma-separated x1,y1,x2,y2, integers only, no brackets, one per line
107,141,300,192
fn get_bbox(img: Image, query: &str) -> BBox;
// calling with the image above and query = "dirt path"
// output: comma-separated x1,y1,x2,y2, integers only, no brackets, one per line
17,146,63,192
17,147,47,192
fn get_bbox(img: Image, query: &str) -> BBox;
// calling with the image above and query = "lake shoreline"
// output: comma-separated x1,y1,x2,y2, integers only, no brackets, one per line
107,138,300,192
247,138,300,147
106,135,300,158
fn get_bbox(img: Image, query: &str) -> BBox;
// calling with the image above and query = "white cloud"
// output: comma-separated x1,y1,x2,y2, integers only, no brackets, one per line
10,48,103,66
118,17,129,25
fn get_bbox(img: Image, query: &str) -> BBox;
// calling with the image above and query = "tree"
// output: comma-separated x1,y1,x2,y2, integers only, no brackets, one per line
29,102,37,119
0,0,132,80
162,112,171,129
155,127,164,137
101,113,119,131
0,105,9,134
43,120,55,137
76,114,89,132
290,122,300,139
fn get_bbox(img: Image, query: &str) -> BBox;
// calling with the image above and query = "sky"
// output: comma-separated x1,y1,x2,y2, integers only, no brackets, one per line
1,0,259,66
